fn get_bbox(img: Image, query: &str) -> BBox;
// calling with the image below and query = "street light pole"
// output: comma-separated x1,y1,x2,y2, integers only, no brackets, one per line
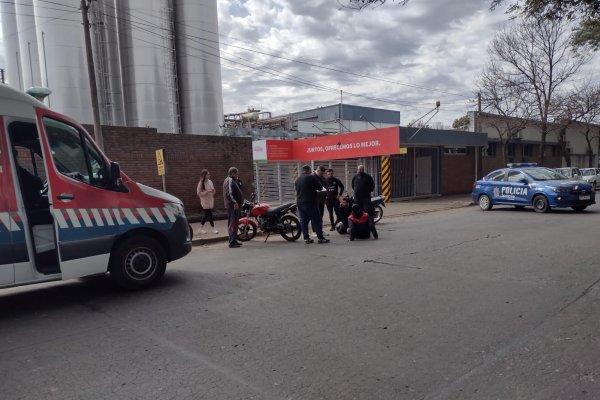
81,0,104,151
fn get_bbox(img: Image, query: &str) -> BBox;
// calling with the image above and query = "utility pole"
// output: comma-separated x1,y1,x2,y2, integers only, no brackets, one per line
477,92,482,133
81,0,104,150
1,69,4,84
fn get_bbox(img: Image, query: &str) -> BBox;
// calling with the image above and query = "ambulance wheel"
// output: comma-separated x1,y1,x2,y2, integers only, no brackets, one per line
373,205,383,223
109,236,166,290
478,194,493,211
532,195,550,213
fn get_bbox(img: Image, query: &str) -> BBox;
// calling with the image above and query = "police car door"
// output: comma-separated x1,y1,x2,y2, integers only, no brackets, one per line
506,170,529,205
37,113,118,279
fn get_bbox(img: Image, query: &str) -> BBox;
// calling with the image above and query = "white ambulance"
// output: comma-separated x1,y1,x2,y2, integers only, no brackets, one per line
0,84,191,290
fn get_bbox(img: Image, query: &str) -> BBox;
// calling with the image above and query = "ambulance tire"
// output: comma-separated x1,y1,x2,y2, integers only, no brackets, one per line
109,236,167,290
532,195,550,213
478,194,493,211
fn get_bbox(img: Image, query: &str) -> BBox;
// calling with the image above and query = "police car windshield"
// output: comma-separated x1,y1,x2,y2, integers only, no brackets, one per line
523,168,567,181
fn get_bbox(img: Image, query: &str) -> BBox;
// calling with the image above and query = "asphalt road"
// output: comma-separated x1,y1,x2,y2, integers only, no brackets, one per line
1,204,600,400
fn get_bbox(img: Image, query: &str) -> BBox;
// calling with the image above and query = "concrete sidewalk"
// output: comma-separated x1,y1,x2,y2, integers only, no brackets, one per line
189,194,474,245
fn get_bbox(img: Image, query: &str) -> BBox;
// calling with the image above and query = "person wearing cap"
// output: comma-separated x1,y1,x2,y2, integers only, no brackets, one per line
295,165,329,244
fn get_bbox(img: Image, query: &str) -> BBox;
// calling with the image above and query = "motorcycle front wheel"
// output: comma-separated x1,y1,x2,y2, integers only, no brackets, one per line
373,205,383,223
279,214,301,241
237,220,257,241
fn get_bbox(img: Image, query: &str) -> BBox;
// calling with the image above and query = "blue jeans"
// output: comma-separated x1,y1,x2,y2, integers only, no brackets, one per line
298,203,324,240
227,207,240,245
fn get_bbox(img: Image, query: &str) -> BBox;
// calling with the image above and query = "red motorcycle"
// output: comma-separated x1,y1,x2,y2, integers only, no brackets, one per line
237,193,301,242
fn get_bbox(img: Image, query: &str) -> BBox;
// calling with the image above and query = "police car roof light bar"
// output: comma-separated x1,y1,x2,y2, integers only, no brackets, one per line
507,163,537,168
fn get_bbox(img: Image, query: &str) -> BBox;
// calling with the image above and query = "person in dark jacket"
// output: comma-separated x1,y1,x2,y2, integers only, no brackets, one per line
325,168,344,230
223,167,244,248
351,164,375,218
295,165,329,244
335,196,351,234
348,204,378,240
314,165,327,222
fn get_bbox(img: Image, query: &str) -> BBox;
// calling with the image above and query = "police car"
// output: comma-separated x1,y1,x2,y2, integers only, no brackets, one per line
472,163,595,213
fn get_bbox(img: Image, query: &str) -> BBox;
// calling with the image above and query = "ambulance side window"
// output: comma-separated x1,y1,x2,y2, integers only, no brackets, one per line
43,117,109,188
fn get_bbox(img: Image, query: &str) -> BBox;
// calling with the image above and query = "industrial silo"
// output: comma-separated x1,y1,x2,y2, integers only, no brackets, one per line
15,0,42,89
174,0,224,135
32,0,92,122
90,0,126,126
118,0,180,134
0,0,23,89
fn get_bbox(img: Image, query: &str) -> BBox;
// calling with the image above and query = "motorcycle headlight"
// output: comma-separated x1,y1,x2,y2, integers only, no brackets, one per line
164,202,186,218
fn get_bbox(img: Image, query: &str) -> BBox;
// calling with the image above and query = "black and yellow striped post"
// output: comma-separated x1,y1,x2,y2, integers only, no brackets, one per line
381,155,392,202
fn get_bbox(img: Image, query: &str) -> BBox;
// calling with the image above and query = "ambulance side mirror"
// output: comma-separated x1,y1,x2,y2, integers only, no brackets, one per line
110,161,123,188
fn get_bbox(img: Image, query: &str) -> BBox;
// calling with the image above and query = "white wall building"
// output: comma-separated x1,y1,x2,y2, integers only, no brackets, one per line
468,111,600,168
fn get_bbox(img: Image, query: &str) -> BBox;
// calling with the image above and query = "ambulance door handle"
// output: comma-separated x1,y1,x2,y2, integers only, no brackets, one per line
57,193,75,202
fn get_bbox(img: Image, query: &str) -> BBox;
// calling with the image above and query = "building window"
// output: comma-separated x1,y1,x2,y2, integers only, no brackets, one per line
486,142,497,157
507,143,516,157
444,147,467,155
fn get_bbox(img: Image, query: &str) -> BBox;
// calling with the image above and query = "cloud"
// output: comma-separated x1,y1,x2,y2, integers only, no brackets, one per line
217,0,521,126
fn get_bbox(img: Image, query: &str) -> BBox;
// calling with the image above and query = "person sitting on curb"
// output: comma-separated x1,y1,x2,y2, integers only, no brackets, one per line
348,204,378,241
335,196,352,234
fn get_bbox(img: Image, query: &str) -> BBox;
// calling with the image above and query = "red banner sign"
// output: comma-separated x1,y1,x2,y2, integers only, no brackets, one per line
260,127,399,161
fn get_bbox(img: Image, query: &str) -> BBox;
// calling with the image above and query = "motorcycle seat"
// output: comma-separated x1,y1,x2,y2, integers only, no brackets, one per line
265,202,294,215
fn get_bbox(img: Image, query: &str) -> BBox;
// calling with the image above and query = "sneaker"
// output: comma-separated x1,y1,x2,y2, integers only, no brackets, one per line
198,228,207,234
305,238,314,244
373,235,379,240
234,241,243,246
329,227,336,231
229,242,241,248
212,229,219,234
317,238,330,244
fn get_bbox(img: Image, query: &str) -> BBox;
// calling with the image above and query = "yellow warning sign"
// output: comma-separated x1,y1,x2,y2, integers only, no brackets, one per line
156,149,165,176
399,147,408,155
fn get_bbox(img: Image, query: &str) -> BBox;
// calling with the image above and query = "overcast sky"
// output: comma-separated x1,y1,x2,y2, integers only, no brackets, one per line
1,1,598,127
216,0,513,127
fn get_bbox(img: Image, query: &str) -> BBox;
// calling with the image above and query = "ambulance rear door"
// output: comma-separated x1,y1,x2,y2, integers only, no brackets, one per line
36,111,119,280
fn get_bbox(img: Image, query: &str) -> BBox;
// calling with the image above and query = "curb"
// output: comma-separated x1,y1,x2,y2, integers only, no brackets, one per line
191,202,474,247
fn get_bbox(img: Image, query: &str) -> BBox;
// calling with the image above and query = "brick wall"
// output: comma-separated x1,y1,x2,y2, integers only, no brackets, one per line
85,125,253,217
441,151,477,194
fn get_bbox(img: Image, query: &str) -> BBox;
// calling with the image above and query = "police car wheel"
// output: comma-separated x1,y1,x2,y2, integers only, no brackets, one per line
110,236,167,290
478,194,492,211
532,195,549,213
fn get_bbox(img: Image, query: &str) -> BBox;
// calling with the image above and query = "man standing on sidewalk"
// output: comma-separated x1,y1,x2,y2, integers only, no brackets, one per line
352,164,375,218
296,165,329,244
223,167,244,248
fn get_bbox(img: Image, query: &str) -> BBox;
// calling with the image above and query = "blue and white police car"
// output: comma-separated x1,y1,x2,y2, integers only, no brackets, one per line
472,163,595,213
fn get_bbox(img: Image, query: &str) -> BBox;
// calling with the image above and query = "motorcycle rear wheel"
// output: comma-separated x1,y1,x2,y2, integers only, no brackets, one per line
237,220,257,241
373,205,383,223
279,214,301,241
